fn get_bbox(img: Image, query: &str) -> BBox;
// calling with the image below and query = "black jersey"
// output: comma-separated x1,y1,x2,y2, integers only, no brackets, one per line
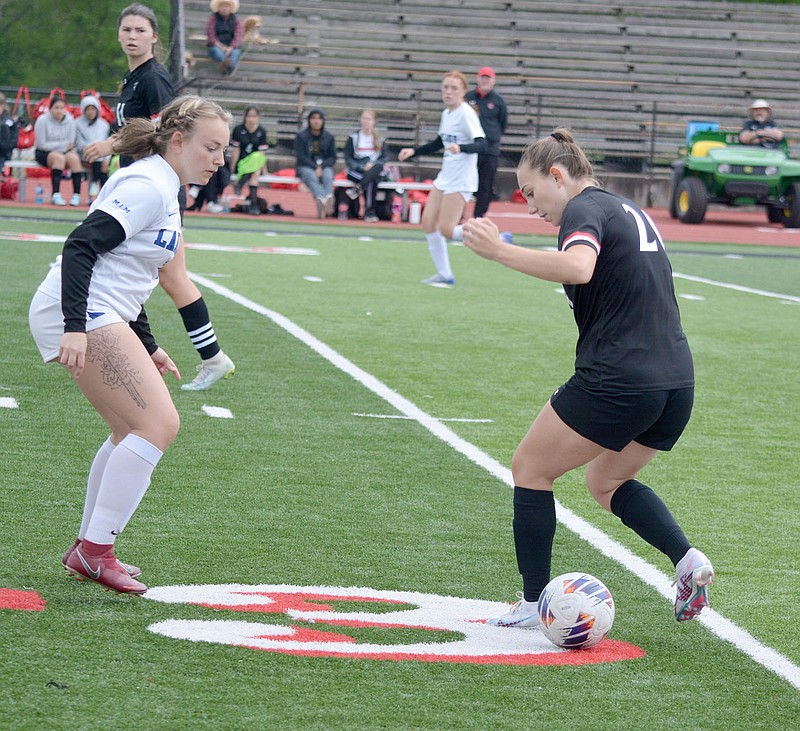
231,124,268,158
559,188,693,391
113,58,174,132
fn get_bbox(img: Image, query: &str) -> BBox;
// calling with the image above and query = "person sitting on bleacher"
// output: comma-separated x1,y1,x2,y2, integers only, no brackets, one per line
295,108,336,218
75,95,110,201
0,93,19,177
206,0,243,75
229,105,268,215
739,99,784,149
33,95,84,206
343,109,388,223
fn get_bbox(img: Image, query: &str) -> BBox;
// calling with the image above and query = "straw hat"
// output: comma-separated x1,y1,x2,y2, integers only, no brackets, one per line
210,0,239,13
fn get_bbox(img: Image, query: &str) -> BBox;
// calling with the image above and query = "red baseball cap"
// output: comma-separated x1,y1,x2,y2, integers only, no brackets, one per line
477,67,496,78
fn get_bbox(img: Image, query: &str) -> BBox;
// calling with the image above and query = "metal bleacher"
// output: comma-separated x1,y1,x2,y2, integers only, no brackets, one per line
180,0,800,178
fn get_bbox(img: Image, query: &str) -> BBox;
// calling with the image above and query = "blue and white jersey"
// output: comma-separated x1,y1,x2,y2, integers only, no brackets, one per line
433,102,485,194
38,154,181,325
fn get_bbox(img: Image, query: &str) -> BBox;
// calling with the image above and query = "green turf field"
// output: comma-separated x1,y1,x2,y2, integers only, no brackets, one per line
1,208,799,729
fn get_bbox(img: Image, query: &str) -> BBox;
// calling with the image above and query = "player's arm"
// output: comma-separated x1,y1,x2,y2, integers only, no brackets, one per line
462,217,597,284
398,136,444,161
58,211,127,375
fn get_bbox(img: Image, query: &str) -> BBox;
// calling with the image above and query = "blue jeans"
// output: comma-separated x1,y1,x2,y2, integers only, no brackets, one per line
298,165,334,199
208,46,242,70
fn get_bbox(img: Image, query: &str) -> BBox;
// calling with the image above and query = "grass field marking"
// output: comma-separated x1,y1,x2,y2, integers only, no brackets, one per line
673,272,800,303
0,397,19,409
189,272,800,692
201,405,234,419
352,412,494,423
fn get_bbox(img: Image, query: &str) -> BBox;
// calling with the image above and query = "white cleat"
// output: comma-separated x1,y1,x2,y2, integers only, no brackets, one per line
673,547,715,622
181,352,235,391
487,592,540,629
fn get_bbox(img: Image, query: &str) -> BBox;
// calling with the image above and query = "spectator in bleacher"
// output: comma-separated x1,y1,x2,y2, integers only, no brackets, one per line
0,93,20,177
206,0,243,75
398,71,488,286
75,95,111,201
83,2,235,391
295,108,336,218
465,67,508,218
739,99,783,148
343,109,388,223
34,96,84,207
229,105,268,215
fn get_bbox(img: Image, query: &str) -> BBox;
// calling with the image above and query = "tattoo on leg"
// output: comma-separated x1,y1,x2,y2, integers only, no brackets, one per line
87,330,147,408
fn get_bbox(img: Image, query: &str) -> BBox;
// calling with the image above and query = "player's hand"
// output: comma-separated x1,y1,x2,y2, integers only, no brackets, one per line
84,138,114,163
462,217,505,260
446,143,461,154
151,347,181,380
58,332,88,378
398,148,414,162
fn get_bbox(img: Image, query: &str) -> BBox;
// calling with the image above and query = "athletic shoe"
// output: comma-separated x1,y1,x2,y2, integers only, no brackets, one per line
51,193,66,206
345,186,361,200
88,181,100,198
487,592,540,629
69,193,82,207
364,212,379,223
421,273,455,286
500,231,513,244
181,352,235,391
64,544,147,594
188,185,201,199
315,197,326,219
206,201,224,213
62,538,141,578
673,547,715,622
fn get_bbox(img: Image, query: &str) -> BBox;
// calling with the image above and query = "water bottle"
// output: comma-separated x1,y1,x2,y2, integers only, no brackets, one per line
222,195,231,213
337,201,348,220
35,184,44,205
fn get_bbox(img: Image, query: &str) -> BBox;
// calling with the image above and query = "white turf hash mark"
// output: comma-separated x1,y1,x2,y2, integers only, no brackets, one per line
0,397,19,409
189,271,800,692
352,412,493,423
201,405,234,419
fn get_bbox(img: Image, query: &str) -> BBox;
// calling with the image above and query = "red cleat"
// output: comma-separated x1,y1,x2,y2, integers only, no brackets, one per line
62,538,141,578
64,543,147,595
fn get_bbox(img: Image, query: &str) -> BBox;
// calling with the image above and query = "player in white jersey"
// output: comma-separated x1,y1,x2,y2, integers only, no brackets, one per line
399,71,486,286
29,96,232,595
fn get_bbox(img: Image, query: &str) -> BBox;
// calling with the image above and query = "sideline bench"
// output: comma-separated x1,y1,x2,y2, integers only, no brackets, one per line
4,160,39,202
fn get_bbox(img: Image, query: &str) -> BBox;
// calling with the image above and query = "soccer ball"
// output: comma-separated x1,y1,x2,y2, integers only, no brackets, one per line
537,572,615,649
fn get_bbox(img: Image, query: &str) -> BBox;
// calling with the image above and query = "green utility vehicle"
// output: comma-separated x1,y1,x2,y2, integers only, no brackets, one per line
669,128,800,227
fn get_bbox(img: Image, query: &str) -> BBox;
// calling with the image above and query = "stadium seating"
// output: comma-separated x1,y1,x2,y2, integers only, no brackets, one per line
183,0,800,180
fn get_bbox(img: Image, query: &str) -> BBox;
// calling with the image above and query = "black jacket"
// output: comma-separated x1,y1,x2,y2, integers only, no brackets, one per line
294,109,336,170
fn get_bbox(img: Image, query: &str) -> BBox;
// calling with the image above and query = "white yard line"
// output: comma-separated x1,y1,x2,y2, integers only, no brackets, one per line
190,272,800,691
673,271,800,303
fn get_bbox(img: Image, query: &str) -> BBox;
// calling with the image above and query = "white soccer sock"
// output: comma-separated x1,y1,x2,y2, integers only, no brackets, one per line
451,224,464,241
78,437,116,540
425,231,453,279
84,434,163,545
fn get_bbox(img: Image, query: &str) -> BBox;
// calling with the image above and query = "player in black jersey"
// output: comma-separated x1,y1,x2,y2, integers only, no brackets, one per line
462,129,714,626
83,3,235,391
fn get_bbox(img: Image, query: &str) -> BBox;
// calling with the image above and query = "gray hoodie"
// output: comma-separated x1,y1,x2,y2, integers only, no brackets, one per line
34,108,76,152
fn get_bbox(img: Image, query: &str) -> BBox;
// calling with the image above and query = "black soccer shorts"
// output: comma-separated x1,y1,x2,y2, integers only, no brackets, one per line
550,377,694,452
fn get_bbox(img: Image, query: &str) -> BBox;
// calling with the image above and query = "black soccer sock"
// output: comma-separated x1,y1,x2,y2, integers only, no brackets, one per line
178,297,221,360
72,172,82,195
610,479,691,566
51,168,63,195
513,487,557,603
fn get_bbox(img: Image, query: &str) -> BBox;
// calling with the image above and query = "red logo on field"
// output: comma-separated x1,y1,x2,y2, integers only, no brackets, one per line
145,584,645,665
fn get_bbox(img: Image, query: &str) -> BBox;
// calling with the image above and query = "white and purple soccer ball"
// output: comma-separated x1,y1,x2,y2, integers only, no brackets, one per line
537,572,615,649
